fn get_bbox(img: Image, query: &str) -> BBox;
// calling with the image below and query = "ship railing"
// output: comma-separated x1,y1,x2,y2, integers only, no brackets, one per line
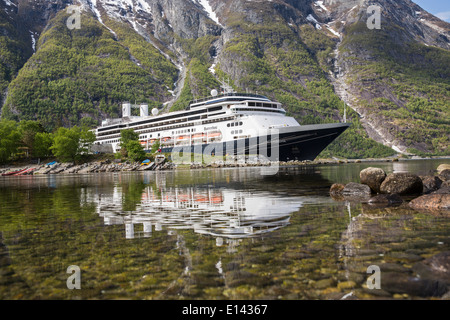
189,93,269,106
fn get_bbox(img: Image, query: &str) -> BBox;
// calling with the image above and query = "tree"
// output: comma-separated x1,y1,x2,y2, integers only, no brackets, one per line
18,120,45,157
51,127,79,162
126,140,146,162
119,129,139,158
0,120,21,163
34,132,54,158
78,127,96,157
51,126,96,162
119,129,146,161
151,139,161,154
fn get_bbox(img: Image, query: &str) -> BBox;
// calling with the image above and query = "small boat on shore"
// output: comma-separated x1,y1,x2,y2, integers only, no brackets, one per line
13,168,35,176
2,168,28,176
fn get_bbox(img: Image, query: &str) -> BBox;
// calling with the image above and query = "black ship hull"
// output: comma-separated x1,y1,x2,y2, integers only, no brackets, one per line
156,123,350,162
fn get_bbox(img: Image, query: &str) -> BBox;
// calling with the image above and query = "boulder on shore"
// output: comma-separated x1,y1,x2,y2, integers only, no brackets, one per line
342,182,372,201
409,194,450,211
380,173,423,195
432,185,450,194
437,164,450,174
421,176,443,194
342,182,372,197
330,183,345,195
439,169,450,182
360,167,386,193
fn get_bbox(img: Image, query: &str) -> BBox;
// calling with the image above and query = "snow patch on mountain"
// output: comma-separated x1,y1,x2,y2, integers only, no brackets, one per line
314,1,328,12
306,14,322,30
30,31,36,52
197,0,223,27
3,0,16,7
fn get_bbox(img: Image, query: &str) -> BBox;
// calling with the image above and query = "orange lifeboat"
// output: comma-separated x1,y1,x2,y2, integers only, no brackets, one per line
207,131,223,141
192,133,205,139
161,136,173,145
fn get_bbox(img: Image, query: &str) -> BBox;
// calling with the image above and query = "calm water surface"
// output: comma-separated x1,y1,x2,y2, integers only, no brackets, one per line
0,160,449,300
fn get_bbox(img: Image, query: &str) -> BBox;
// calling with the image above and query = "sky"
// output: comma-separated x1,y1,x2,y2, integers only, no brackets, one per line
413,0,450,22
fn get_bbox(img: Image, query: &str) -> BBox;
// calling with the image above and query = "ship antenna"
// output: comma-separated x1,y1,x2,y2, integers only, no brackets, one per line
218,78,235,94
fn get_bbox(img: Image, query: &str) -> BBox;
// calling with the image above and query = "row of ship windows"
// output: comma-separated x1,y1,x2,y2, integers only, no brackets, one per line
234,108,285,114
231,130,243,135
247,102,278,109
174,128,197,135
98,116,231,139
98,106,223,133
227,122,243,127
139,127,197,139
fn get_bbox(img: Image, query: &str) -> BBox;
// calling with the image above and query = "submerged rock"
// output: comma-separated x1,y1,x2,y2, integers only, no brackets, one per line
360,167,386,193
380,173,423,195
412,251,450,286
368,194,403,207
314,278,337,289
382,272,447,297
409,194,450,211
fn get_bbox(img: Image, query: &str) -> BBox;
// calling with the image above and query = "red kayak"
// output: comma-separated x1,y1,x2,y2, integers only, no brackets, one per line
2,168,28,176
13,168,35,176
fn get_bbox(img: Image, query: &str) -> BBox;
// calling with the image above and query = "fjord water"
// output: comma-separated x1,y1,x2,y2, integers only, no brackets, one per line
0,160,448,300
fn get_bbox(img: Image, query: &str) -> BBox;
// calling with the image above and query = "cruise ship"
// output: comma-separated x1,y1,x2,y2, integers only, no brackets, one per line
93,87,350,162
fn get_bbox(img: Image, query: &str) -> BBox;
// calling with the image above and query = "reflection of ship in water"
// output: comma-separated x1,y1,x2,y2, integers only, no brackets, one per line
94,185,303,242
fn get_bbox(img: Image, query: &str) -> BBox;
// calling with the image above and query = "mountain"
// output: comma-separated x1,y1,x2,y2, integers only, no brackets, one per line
0,0,449,157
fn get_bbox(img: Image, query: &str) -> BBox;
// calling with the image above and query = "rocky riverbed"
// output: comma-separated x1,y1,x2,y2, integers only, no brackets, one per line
330,164,450,213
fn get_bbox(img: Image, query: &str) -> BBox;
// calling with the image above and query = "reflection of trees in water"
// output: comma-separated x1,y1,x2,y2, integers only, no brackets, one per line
121,180,146,212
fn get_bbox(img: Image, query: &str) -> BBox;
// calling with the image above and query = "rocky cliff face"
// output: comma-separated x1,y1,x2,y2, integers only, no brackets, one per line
321,0,449,154
0,0,449,156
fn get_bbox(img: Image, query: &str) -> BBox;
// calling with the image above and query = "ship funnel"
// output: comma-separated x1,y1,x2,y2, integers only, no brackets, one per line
140,104,149,117
122,102,131,118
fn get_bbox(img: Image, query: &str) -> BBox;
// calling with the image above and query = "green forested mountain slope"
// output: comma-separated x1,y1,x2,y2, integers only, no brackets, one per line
2,10,178,130
0,2,33,108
